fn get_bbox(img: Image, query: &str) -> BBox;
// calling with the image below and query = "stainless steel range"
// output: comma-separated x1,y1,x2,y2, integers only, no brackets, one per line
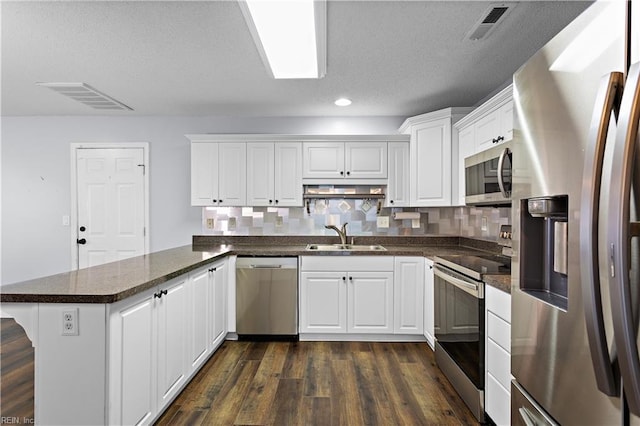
432,253,511,422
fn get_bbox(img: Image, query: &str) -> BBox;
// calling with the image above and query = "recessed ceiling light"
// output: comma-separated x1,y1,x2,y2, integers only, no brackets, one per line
335,98,352,107
239,0,327,79
35,82,133,110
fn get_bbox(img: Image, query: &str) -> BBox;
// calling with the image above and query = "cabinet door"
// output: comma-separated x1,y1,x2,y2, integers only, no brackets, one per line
348,272,394,333
457,125,475,206
189,267,210,370
110,292,155,426
475,110,501,152
299,271,347,333
210,261,227,349
394,257,424,334
410,117,452,206
246,142,275,206
498,100,513,143
344,142,387,179
218,143,246,206
156,277,188,407
191,142,219,206
386,142,410,207
302,142,345,179
274,142,303,206
423,259,435,349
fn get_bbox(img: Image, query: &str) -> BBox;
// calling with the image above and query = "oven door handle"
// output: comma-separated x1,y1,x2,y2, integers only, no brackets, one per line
434,265,483,298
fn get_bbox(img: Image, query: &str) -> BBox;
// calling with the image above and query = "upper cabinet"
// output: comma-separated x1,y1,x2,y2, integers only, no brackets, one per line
386,142,410,207
399,107,473,207
454,85,513,205
247,142,303,207
302,141,387,181
190,141,246,206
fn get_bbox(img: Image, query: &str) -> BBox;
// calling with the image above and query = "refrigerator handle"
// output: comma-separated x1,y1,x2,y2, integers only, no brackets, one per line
608,61,640,415
580,71,624,396
496,147,510,198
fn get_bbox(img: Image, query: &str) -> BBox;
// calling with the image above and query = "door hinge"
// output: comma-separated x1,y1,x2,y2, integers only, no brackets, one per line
137,164,146,175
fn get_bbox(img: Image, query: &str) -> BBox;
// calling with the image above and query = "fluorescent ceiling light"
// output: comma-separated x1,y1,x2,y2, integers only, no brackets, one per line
239,0,326,79
335,98,352,106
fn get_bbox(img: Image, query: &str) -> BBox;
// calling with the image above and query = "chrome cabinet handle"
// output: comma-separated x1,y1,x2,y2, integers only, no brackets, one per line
580,71,623,396
607,61,640,415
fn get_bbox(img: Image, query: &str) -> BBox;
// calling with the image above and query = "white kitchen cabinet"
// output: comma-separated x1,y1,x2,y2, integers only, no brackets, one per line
399,107,473,207
456,124,475,206
386,142,410,207
485,284,512,426
302,141,387,180
109,276,188,425
394,256,424,334
299,271,347,333
299,256,395,335
423,258,435,349
190,142,246,206
247,142,303,206
109,288,156,426
349,272,394,333
156,278,188,407
475,100,513,152
109,259,229,425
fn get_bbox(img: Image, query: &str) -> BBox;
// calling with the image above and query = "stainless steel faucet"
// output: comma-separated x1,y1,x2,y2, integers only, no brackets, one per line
325,222,348,245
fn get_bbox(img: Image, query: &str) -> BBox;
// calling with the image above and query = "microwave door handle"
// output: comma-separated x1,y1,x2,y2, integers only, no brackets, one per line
608,62,640,415
496,147,510,198
580,71,623,396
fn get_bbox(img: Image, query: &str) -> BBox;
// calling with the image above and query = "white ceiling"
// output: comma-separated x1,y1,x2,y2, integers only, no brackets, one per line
1,1,593,117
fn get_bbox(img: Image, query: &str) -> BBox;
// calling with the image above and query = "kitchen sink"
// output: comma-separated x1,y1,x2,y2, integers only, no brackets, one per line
305,244,387,251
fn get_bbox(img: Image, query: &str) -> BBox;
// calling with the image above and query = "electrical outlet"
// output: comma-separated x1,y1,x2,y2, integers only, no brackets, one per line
411,218,421,228
206,218,214,229
481,216,488,231
377,216,390,228
62,308,79,336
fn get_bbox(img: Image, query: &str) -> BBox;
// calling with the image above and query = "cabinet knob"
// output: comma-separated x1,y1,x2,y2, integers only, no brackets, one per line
76,238,87,245
154,292,162,299
390,200,394,204
497,135,505,142
79,226,86,232
340,171,344,176
208,267,216,272
349,276,353,281
219,199,223,203
342,276,346,281
269,200,273,204
346,171,351,176
275,200,279,204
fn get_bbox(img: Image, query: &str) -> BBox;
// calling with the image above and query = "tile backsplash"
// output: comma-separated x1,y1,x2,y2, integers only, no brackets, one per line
200,201,510,242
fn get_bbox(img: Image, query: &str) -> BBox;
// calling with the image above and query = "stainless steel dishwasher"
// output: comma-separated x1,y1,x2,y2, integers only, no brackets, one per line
236,257,298,338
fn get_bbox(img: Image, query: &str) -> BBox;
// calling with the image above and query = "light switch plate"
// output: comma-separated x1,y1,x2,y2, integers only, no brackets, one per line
377,216,389,228
412,218,421,228
481,216,488,231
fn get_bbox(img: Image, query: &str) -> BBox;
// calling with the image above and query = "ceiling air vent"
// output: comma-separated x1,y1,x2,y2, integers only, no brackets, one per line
466,3,514,41
35,82,133,111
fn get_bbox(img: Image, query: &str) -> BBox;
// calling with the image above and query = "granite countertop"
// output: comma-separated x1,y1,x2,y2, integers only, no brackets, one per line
1,235,511,303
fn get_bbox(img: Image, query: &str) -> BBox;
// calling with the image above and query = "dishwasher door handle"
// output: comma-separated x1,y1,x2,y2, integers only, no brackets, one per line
249,265,283,269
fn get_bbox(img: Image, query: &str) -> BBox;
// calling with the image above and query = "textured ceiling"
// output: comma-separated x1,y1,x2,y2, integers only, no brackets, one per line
1,1,593,117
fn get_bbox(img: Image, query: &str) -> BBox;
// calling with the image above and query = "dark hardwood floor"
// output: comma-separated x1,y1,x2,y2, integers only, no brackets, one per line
0,318,35,422
156,340,478,426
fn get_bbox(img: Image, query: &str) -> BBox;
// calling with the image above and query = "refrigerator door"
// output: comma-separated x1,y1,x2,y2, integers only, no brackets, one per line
512,1,625,424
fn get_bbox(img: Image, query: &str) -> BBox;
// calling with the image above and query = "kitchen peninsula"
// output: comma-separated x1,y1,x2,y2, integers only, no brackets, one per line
1,235,509,425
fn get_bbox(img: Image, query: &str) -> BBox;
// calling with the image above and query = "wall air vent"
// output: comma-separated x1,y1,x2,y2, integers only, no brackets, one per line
466,3,514,41
35,82,133,111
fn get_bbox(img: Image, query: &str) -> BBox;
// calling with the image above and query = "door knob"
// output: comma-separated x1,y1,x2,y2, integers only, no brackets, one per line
77,238,87,245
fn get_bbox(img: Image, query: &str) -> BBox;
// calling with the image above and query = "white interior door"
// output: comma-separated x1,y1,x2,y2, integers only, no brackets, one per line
76,148,146,268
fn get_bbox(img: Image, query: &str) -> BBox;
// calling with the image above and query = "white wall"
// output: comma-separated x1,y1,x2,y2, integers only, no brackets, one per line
1,115,403,284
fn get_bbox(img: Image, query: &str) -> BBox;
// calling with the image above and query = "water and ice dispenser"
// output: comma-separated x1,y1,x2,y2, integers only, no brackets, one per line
520,195,569,310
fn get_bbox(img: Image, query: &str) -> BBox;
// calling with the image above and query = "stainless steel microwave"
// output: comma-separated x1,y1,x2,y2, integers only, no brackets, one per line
464,141,512,206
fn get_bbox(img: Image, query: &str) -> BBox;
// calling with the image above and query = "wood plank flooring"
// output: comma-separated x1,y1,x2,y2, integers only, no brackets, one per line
156,341,478,425
0,318,35,422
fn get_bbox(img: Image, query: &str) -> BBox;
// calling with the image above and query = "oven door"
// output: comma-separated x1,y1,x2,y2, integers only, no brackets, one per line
433,263,485,391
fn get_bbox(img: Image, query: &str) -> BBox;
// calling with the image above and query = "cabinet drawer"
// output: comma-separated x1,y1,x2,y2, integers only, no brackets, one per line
486,372,511,426
487,338,511,390
487,311,510,353
486,285,511,323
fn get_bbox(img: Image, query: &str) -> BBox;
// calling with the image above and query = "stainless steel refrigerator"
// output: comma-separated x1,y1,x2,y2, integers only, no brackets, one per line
512,1,640,424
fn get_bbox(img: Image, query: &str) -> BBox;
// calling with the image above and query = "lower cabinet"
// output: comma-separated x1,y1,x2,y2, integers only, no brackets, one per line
299,256,424,337
108,259,228,425
485,285,512,425
423,258,435,348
